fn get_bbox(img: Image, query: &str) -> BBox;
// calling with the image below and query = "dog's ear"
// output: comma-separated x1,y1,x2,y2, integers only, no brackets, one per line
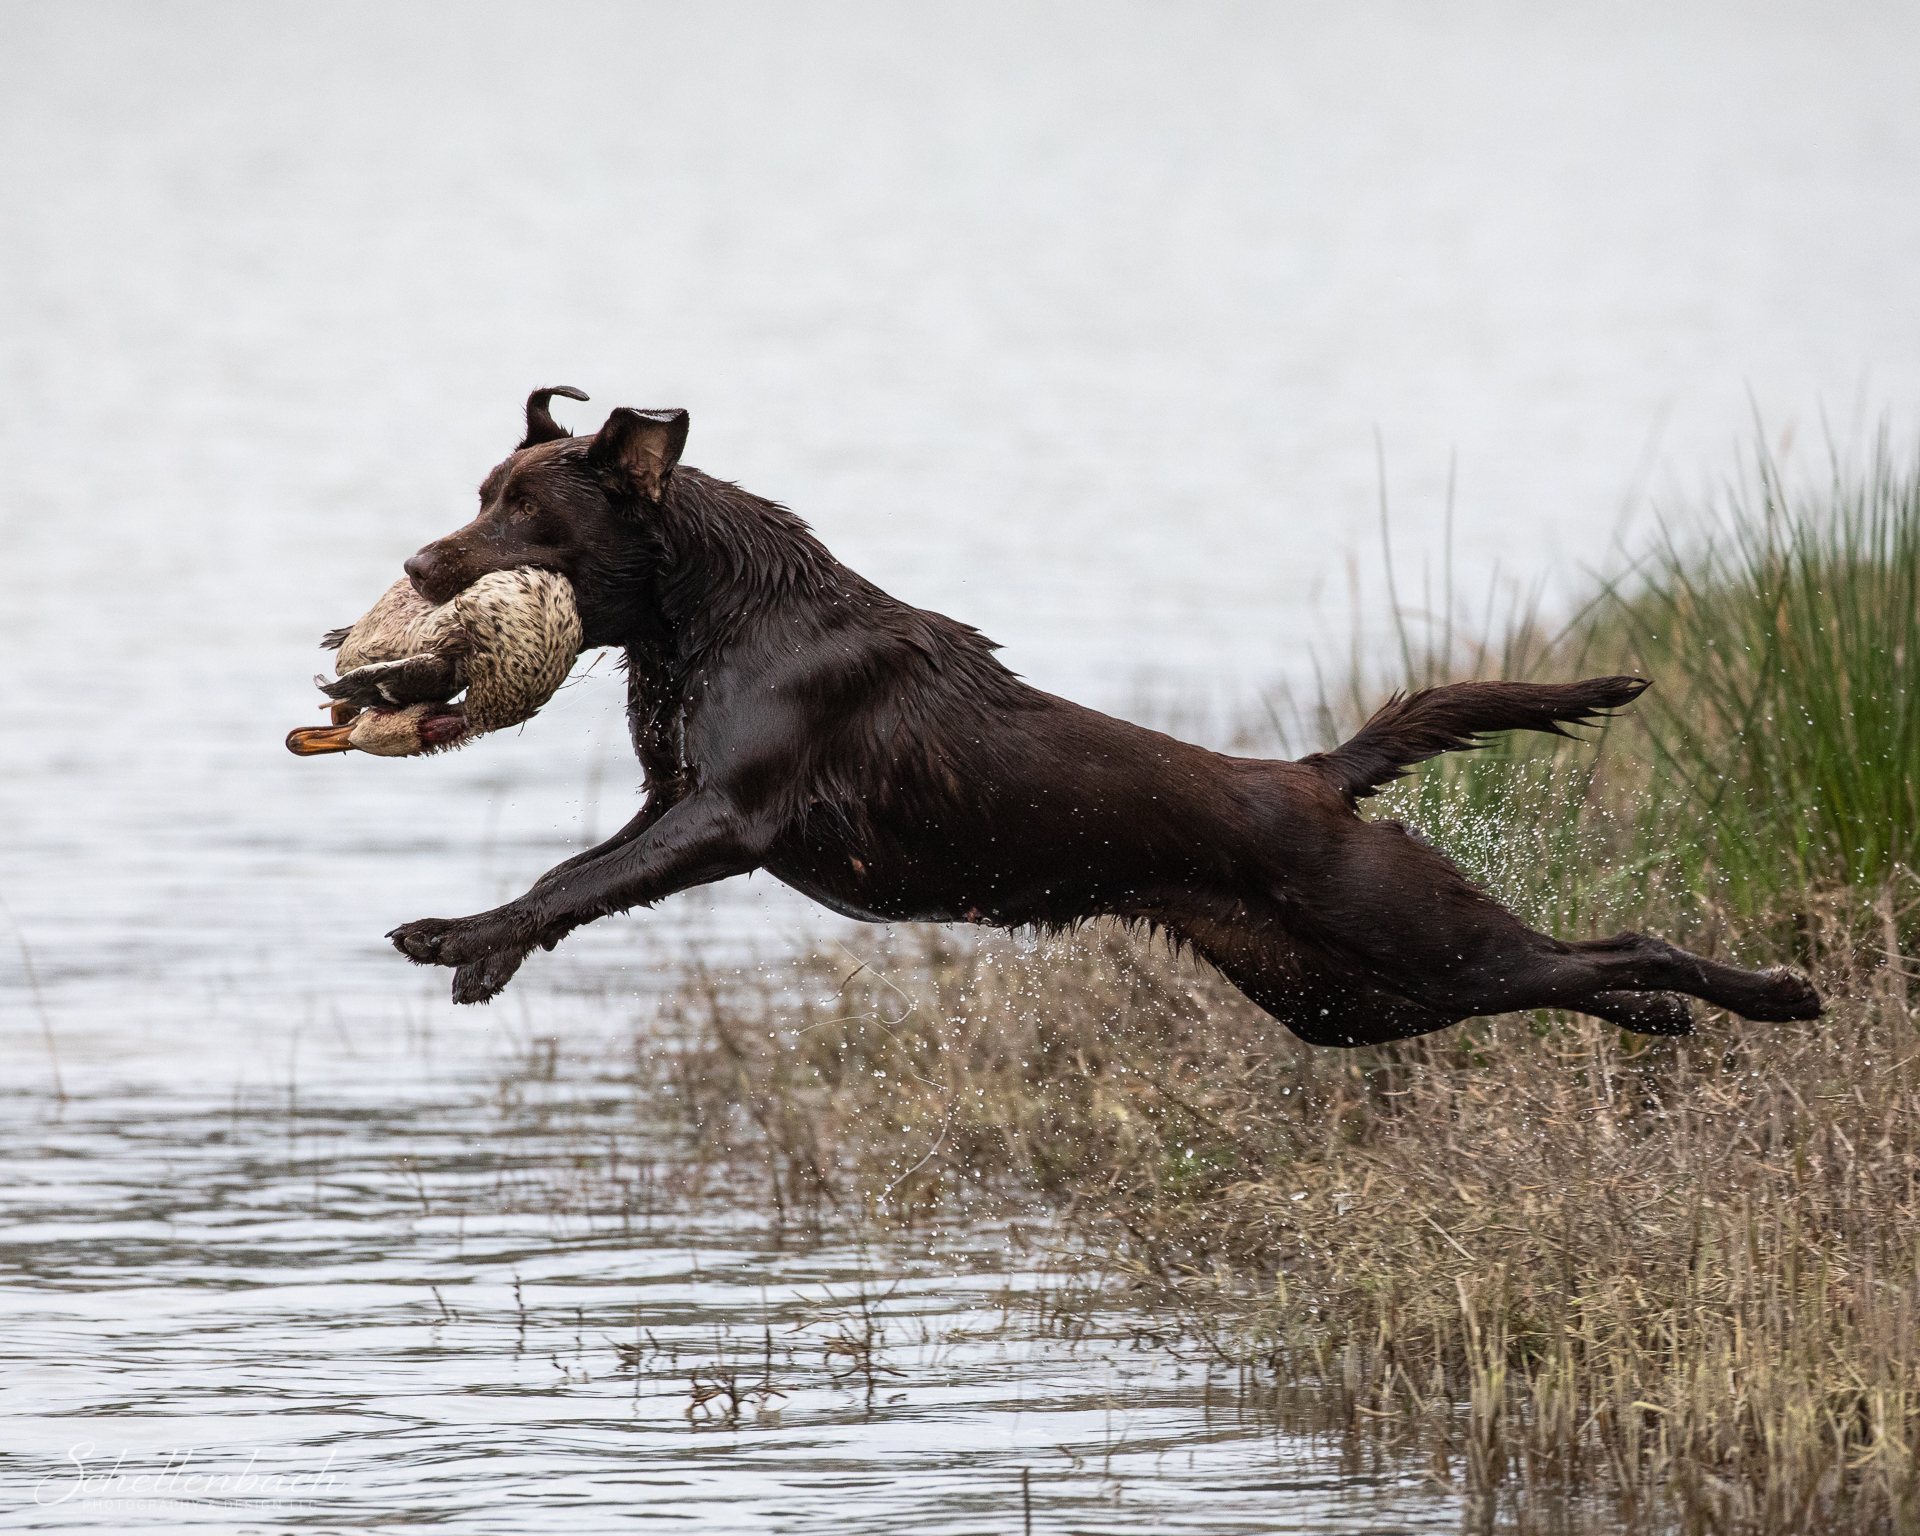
519,385,591,450
588,407,689,504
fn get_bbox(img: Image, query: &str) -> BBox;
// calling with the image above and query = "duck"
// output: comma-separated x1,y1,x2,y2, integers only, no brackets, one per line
287,568,582,758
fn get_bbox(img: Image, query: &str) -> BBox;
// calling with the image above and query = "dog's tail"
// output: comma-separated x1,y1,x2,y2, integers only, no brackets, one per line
1305,676,1650,802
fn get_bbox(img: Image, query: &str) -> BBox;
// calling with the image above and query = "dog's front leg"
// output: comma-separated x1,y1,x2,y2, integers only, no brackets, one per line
522,792,685,897
437,803,678,1004
388,794,773,999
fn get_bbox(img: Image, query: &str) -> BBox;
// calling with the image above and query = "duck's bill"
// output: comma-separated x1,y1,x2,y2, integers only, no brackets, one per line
286,724,358,756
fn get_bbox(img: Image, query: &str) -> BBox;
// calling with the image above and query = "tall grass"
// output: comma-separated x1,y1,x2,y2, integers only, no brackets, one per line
1609,436,1920,918
560,438,1920,1532
1284,434,1920,963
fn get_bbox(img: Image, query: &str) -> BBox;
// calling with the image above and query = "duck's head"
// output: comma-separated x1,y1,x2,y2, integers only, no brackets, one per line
286,702,471,758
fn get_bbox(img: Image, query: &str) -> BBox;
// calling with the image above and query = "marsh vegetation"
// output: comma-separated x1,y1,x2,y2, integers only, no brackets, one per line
528,440,1920,1533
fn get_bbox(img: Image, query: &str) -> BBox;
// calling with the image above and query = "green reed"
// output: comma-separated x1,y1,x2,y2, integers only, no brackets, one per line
1605,435,1920,919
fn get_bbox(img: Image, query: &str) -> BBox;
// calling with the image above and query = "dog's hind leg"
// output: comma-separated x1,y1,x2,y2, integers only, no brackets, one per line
1193,919,1710,1043
1283,682,1821,1029
1252,817,1820,1036
1507,932,1822,1023
1235,965,1461,1047
1564,989,1694,1036
1350,906,1820,1028
1169,916,1462,1047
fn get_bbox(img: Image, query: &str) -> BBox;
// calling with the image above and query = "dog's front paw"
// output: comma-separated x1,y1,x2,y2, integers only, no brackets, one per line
386,919,442,963
451,947,529,1005
388,912,528,968
388,917,462,965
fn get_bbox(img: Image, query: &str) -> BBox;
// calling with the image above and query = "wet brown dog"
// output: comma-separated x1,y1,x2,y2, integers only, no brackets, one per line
382,386,1823,1044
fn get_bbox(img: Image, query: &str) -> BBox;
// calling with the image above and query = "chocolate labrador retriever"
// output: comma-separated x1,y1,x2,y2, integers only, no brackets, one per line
378,387,1822,1044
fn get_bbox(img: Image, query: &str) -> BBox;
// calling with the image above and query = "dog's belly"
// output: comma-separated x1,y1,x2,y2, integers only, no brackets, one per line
763,842,1178,931
766,868,962,925
763,836,1012,925
759,769,1293,931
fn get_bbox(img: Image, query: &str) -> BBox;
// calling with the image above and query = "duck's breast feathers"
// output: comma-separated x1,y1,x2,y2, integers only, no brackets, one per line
455,570,583,734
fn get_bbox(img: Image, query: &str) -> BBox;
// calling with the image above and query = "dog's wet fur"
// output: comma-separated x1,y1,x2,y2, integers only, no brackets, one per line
382,387,1823,1043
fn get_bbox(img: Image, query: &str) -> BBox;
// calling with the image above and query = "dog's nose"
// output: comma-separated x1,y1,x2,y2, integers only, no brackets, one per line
403,551,436,593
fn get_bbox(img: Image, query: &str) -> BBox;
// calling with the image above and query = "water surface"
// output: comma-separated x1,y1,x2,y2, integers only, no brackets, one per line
1,1025,1457,1532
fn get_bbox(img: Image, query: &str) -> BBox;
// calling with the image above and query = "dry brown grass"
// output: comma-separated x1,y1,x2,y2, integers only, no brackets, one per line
634,880,1918,1532
558,445,1920,1530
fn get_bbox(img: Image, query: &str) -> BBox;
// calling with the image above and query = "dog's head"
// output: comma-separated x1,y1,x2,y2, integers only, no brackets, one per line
403,387,688,645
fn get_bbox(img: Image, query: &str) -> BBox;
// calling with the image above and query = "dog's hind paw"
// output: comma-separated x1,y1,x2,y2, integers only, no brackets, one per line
452,947,527,1005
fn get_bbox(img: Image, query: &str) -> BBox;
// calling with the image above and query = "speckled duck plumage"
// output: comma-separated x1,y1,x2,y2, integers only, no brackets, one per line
287,569,582,758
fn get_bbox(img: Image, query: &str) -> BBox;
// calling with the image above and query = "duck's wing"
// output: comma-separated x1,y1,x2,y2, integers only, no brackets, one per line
320,650,469,709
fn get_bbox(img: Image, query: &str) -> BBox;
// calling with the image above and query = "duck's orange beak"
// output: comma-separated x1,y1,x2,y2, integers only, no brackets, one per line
286,724,357,756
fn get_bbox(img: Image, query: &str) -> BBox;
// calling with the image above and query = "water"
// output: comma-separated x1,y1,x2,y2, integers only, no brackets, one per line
1,1028,1453,1532
4,1,1919,1527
